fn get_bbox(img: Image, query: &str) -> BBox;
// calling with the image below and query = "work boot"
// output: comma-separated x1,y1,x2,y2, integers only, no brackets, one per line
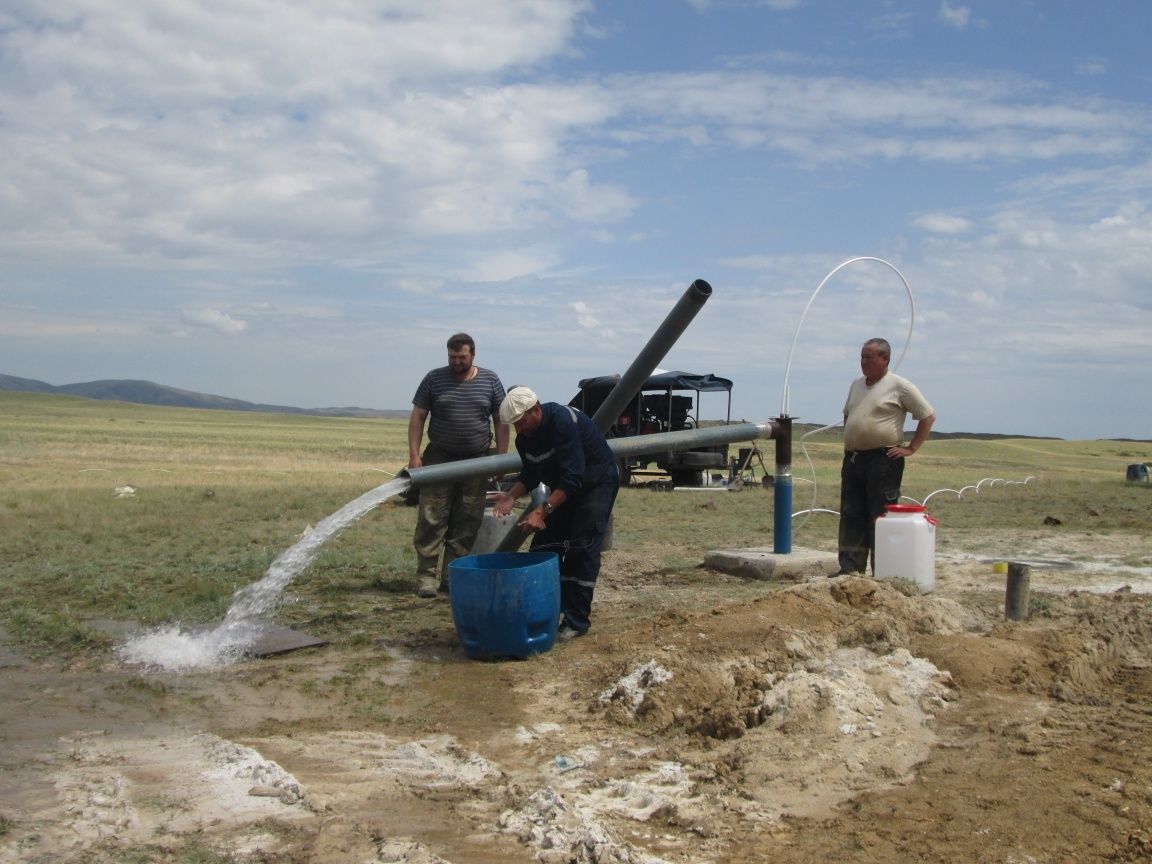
416,576,438,598
556,624,586,643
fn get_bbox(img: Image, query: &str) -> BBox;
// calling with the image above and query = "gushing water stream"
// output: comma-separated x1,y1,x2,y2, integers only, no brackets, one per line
118,478,410,672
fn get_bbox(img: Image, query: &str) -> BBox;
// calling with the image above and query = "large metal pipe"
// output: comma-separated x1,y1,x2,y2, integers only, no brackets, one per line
400,422,778,489
397,271,801,557
606,422,774,459
401,452,521,488
590,279,713,433
404,279,714,490
486,423,777,556
401,420,791,556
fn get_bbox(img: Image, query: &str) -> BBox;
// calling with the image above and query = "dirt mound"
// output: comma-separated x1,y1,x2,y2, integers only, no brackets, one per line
584,578,965,743
5,564,1152,863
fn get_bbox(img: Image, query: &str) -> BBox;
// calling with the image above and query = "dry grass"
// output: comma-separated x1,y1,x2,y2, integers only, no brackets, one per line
1,390,1149,656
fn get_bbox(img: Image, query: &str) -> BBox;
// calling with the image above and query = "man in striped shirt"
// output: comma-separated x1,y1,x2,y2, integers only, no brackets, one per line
409,333,508,597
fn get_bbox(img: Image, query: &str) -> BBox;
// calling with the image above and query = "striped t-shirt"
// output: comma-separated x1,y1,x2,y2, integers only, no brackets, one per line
413,366,506,457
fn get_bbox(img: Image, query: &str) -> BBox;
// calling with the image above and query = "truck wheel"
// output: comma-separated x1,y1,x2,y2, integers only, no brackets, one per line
617,459,631,487
671,469,706,487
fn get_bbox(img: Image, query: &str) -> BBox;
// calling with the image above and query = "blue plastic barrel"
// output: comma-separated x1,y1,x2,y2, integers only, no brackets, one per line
448,551,560,659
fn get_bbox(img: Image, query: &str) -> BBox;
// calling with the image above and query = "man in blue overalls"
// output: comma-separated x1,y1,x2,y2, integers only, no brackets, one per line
492,387,619,641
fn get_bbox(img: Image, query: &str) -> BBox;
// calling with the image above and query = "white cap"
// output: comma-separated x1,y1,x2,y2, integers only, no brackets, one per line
499,386,538,424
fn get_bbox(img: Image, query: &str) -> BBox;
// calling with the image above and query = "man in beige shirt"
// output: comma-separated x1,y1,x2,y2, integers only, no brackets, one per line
839,338,936,574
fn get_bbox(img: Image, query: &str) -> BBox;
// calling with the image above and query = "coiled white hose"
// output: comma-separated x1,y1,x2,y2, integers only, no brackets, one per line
781,256,915,417
780,257,916,532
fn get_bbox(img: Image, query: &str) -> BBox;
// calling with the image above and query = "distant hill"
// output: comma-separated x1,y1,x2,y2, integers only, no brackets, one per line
778,420,1060,442
4,374,1139,440
0,373,409,419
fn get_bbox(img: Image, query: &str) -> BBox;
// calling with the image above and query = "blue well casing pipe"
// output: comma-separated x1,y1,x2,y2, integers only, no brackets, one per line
773,416,793,554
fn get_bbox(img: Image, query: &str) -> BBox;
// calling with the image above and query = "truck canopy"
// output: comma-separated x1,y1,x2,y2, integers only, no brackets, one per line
569,371,735,486
570,371,733,416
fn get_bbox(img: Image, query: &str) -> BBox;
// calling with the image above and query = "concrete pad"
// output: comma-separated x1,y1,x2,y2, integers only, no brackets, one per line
704,545,839,582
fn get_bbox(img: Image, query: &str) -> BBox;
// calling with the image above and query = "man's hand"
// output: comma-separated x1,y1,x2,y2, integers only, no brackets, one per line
518,507,546,533
492,493,516,517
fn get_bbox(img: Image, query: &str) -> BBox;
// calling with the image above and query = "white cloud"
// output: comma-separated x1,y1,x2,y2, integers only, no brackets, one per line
608,71,1144,168
0,309,138,339
468,248,559,283
557,168,638,222
391,277,448,296
1,1,1146,280
181,307,248,335
0,1,599,268
569,299,615,339
2,1,1150,438
938,3,971,30
913,213,975,235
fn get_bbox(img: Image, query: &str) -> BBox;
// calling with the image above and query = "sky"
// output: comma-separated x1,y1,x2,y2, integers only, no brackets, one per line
2,0,1150,441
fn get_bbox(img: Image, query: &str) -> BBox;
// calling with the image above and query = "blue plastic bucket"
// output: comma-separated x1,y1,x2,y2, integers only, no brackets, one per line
448,551,560,659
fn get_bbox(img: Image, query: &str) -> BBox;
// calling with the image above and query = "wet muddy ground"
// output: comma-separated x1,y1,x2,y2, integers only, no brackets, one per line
3,528,1152,864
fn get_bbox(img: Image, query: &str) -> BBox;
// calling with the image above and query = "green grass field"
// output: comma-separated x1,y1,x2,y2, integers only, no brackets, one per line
2,391,1149,656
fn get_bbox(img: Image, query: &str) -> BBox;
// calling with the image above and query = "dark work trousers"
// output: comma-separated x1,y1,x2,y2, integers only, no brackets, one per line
838,448,905,574
413,443,490,585
530,466,619,634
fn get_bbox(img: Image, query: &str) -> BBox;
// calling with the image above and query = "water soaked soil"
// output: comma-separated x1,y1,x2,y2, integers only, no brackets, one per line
3,531,1152,864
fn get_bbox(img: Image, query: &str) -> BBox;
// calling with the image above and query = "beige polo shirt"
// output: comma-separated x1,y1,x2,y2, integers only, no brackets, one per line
843,372,934,451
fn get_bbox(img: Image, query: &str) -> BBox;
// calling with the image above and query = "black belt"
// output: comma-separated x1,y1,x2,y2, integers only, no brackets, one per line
426,444,492,463
844,446,894,462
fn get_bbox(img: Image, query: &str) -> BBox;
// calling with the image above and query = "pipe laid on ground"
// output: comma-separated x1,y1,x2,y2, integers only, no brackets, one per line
590,279,713,434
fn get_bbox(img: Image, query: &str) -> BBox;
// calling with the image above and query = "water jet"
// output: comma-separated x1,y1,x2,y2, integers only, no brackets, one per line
121,280,802,671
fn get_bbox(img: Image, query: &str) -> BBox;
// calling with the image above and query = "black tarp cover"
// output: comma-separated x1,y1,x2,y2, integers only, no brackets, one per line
570,371,733,418
574,371,733,397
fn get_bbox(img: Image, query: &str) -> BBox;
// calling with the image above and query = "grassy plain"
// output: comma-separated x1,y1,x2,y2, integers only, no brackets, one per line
2,391,1152,864
1,390,1149,656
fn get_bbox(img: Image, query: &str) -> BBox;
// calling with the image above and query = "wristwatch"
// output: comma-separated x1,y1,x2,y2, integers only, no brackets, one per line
542,501,555,515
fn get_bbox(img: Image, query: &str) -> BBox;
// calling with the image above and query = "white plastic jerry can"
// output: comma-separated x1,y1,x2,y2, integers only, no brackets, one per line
874,503,938,592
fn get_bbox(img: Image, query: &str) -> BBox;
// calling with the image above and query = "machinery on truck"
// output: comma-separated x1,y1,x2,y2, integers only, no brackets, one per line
569,370,735,487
